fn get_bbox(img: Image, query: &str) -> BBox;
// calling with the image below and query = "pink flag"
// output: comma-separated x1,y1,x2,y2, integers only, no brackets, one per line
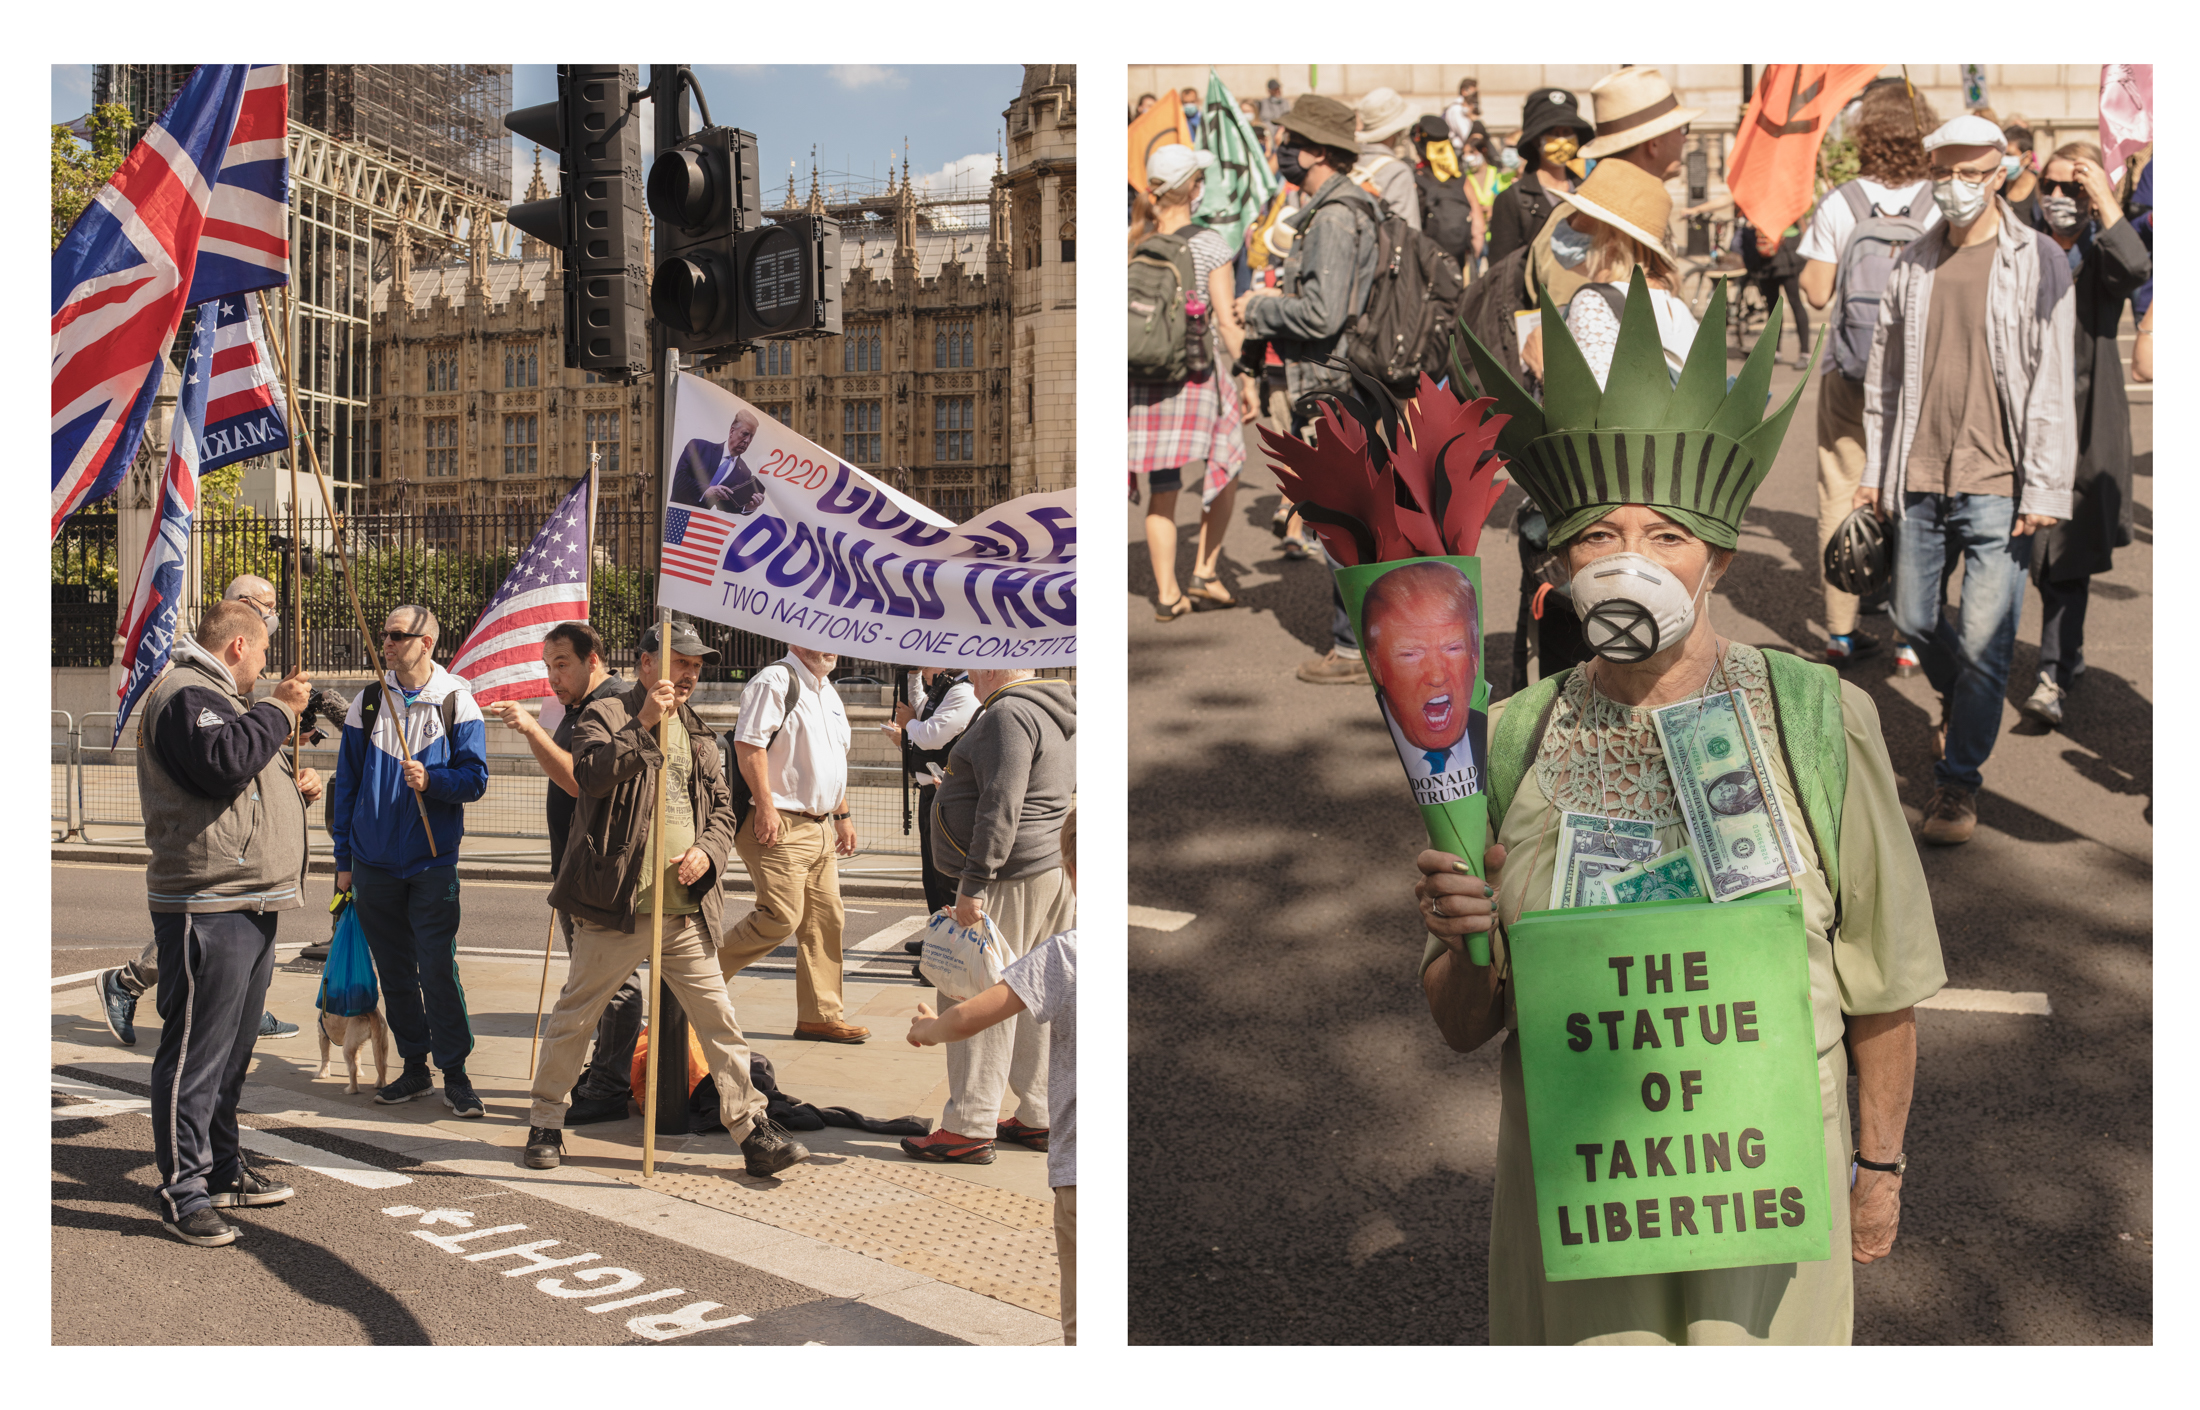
2099,65,2152,172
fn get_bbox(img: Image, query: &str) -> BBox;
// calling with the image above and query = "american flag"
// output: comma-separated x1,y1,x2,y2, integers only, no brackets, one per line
52,63,288,539
661,507,736,586
450,472,596,706
112,303,215,744
198,296,290,471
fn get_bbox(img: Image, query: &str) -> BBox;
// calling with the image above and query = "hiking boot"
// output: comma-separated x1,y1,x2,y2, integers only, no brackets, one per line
441,1069,486,1119
899,1129,996,1164
741,1118,810,1177
1918,785,1979,846
997,1119,1050,1153
162,1207,240,1248
2022,673,2066,727
564,1092,631,1126
99,968,138,1046
524,1127,564,1170
1892,643,1923,679
209,1163,294,1208
373,1065,434,1106
1825,629,1881,668
258,1011,300,1040
1296,648,1368,685
794,1020,871,1044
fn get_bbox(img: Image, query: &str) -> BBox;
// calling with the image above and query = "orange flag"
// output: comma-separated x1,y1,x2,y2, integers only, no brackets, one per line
1128,99,1194,194
1728,65,1885,238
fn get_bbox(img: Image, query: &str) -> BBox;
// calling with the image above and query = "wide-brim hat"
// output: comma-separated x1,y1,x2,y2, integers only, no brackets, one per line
1560,158,1676,264
641,614,720,663
1580,67,1704,159
1279,93,1362,153
1517,87,1593,155
1356,87,1417,144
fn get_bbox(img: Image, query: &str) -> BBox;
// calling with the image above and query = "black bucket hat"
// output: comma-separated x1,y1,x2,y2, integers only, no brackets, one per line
1516,86,1592,157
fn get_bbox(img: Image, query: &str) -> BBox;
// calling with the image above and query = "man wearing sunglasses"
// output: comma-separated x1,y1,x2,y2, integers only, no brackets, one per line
1856,113,2076,846
329,605,491,1113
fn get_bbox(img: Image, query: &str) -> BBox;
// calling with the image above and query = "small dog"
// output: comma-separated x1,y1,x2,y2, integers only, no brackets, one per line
316,1008,392,1095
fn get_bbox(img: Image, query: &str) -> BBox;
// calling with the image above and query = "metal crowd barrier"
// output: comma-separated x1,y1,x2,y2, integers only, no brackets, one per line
51,711,75,842
75,712,143,845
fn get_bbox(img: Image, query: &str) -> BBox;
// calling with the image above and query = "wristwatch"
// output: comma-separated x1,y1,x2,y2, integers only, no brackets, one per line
1854,1151,1907,1177
832,811,851,821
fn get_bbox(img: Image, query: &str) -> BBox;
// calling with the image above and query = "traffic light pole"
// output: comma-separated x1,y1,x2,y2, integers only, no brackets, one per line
646,66,693,1141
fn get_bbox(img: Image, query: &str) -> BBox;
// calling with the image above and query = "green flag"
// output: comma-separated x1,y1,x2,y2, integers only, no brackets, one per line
1195,69,1278,252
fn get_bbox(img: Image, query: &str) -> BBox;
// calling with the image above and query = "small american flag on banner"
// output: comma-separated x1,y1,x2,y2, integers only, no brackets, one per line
662,506,735,586
198,296,289,471
449,473,594,706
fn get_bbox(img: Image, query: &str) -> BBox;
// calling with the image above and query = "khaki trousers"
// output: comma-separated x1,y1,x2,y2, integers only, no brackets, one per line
529,913,766,1141
1053,1184,1077,1346
1816,369,1869,636
721,813,846,1024
939,866,1075,1137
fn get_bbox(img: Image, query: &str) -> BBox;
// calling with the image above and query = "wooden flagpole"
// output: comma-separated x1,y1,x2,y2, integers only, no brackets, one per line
641,601,672,1180
528,909,557,1081
254,289,438,854
278,288,304,773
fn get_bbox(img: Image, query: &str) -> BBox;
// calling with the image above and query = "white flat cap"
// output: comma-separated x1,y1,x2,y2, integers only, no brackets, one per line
1923,113,2007,152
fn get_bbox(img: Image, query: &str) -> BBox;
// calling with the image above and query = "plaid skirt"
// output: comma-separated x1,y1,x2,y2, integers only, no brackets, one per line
1127,364,1245,509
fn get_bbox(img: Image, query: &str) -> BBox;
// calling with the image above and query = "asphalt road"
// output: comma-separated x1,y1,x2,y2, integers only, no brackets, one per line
52,863,932,987
1126,350,2152,1344
51,1080,963,1345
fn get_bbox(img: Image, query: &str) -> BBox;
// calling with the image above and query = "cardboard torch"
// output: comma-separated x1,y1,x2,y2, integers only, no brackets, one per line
1261,370,1512,963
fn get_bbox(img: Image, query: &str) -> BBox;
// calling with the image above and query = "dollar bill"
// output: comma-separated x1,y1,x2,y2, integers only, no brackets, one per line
1550,812,1662,909
1606,846,1708,905
1650,690,1807,902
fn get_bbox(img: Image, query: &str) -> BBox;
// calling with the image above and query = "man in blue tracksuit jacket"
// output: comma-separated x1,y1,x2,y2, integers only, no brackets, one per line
331,604,490,1114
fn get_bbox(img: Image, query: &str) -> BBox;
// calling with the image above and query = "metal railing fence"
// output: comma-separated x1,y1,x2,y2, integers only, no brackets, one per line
51,711,75,842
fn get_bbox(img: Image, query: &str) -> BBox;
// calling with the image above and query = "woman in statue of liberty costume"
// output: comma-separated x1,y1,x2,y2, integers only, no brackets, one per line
1415,273,1947,1344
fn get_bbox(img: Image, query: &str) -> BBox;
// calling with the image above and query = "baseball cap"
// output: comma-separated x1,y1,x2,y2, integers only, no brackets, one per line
1146,145,1216,195
640,615,720,662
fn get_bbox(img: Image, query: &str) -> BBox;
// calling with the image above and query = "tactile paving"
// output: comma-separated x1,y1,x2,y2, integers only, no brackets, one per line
624,1156,1059,1319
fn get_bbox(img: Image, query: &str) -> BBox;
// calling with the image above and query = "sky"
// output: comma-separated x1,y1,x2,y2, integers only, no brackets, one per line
53,64,1022,213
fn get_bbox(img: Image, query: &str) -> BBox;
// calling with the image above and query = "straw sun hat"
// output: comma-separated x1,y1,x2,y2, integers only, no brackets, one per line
1579,67,1703,160
1560,158,1675,261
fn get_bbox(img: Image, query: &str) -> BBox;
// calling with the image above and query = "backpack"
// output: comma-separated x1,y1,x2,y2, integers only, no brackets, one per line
1456,244,1535,390
1414,169,1477,267
1486,651,1849,913
1828,181,1937,380
1343,205,1469,391
726,664,801,832
1128,227,1208,383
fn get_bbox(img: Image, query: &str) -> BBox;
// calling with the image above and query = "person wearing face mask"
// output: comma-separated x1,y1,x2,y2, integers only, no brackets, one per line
1411,114,1477,269
2000,119,2044,229
1556,159,1697,388
2017,141,2149,728
1798,82,1942,673
1856,113,2076,845
1180,86,1203,141
1485,88,1592,268
1417,293,1945,1342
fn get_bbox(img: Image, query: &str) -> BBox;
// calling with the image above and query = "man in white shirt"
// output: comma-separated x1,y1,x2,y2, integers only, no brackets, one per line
717,644,868,1042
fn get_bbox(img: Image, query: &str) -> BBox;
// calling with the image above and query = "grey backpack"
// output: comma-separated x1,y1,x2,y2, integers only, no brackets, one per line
1828,181,1937,380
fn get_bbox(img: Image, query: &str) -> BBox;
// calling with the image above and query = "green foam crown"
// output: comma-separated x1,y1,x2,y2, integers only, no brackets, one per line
1456,268,1822,550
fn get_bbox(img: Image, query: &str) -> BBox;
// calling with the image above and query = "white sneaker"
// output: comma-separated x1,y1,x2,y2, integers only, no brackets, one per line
2022,673,2065,727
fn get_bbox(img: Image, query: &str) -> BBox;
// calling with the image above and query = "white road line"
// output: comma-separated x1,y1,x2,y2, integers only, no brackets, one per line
50,1073,413,1188
1129,905,1197,932
51,968,106,988
1918,988,2052,1016
849,913,931,955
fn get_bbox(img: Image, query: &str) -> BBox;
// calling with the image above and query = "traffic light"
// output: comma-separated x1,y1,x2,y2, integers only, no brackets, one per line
649,127,844,352
504,66,649,379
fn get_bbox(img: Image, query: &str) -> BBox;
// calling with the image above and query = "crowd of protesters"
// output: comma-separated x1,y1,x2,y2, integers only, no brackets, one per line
1131,68,2151,847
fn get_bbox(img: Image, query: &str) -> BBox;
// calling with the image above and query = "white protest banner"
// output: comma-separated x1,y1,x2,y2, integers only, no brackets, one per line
656,373,1075,668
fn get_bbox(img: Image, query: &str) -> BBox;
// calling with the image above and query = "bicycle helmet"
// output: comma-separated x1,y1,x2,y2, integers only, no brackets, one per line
1823,505,1891,597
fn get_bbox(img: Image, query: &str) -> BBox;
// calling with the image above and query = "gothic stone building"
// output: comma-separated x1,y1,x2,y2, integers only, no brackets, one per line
368,64,1075,531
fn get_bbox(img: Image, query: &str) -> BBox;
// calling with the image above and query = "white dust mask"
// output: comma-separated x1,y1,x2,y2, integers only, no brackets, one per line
1933,176,1992,226
1570,551,1712,663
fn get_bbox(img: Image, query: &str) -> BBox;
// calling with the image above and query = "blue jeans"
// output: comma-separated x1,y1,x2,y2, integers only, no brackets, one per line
352,861,473,1071
150,909,276,1220
1888,492,2029,793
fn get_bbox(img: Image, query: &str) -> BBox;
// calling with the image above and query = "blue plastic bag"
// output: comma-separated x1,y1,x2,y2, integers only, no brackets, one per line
316,893,379,1017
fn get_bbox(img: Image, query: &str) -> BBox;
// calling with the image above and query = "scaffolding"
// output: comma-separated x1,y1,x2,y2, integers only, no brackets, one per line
92,64,195,145
291,64,513,202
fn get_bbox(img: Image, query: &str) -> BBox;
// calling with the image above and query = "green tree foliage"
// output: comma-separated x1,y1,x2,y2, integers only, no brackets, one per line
1818,135,1860,194
52,103,136,250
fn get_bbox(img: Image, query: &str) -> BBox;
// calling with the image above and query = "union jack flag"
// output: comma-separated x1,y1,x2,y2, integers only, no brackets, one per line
112,303,217,745
662,506,736,586
450,472,596,706
52,63,288,539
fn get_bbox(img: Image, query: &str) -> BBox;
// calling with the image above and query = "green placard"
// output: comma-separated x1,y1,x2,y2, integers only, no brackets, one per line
1507,891,1831,1281
1334,557,1492,954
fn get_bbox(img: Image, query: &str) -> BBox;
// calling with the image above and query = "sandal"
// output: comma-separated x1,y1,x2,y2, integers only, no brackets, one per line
1188,573,1238,609
1155,592,1192,622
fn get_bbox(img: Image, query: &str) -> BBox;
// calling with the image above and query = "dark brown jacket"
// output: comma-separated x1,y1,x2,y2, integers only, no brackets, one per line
546,680,737,939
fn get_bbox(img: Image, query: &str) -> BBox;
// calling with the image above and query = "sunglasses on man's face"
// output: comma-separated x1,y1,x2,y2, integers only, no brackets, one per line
383,630,426,643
